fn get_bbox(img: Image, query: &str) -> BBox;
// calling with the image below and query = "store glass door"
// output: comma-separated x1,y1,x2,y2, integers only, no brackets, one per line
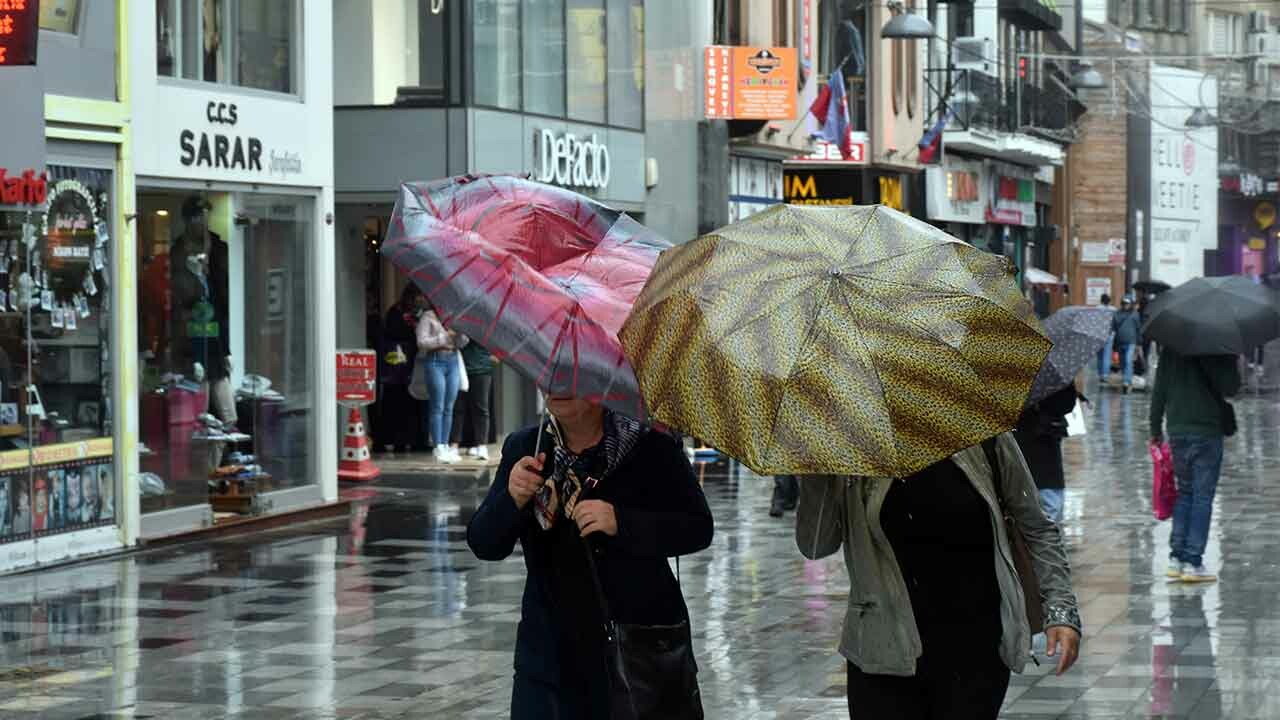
0,166,117,552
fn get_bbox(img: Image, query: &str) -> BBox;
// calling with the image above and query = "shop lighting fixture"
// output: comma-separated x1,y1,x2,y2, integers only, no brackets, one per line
1185,107,1217,128
155,210,169,217
881,3,934,39
1069,64,1106,89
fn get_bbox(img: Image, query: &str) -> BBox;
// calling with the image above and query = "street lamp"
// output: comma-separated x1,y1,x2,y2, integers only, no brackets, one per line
1069,63,1106,89
1185,107,1217,128
881,2,933,39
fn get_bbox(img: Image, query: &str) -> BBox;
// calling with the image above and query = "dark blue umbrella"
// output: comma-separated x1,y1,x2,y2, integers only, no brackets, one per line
1028,305,1113,402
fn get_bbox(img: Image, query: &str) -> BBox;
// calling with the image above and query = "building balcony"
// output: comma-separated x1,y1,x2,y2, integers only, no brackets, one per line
926,68,1080,166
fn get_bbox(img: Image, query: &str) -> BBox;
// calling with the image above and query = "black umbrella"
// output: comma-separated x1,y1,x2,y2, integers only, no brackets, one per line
1133,280,1171,294
1028,306,1113,402
1142,276,1280,356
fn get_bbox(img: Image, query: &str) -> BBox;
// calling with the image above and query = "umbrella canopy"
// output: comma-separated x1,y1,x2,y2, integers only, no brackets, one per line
1142,276,1280,356
383,174,671,417
1028,306,1113,403
619,204,1051,477
1133,279,1172,294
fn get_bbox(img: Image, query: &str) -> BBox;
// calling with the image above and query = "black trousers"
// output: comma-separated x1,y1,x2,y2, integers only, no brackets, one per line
846,651,1010,720
450,373,493,446
377,383,419,450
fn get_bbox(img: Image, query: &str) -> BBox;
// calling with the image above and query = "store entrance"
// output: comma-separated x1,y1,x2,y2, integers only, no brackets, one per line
137,188,316,528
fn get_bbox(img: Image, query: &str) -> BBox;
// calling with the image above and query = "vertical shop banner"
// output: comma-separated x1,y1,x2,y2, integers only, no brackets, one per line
704,46,798,120
1148,66,1217,287
336,350,377,406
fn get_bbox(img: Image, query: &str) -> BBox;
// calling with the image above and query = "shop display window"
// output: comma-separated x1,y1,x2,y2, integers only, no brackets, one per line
156,0,296,94
137,190,314,519
0,165,116,546
39,0,82,34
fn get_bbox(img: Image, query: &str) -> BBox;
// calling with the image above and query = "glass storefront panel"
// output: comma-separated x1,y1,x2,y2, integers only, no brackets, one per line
137,188,315,518
523,0,566,116
473,0,521,110
238,193,315,492
567,0,607,123
156,0,297,94
606,0,643,128
0,165,117,546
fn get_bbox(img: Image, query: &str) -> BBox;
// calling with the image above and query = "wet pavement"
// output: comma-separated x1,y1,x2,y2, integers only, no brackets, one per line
1,385,1279,719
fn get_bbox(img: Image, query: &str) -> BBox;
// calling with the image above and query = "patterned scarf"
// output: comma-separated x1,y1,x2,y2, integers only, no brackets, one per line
533,410,646,531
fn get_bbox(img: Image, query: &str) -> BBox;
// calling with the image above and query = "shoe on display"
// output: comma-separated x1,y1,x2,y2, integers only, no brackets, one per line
1181,565,1217,583
1166,559,1185,578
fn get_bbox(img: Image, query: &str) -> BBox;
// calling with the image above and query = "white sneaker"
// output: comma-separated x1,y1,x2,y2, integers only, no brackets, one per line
434,445,458,464
1181,564,1217,583
475,446,490,462
1166,559,1185,578
447,446,463,463
466,447,480,457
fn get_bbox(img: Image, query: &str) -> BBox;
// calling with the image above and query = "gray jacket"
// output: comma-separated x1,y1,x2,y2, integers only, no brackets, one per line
795,433,1081,676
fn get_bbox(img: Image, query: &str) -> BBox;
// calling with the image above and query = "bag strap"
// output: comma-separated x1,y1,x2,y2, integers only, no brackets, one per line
981,436,1006,510
580,535,616,627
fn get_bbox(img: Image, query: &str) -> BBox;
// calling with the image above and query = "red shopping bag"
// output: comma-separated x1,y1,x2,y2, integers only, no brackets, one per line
1150,442,1176,521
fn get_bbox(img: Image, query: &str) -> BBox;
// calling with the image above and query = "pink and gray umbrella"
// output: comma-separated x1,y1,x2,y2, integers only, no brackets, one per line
382,174,670,418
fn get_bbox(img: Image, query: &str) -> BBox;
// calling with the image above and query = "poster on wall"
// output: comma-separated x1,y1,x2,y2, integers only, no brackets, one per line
0,442,114,545
704,46,799,120
1086,277,1113,306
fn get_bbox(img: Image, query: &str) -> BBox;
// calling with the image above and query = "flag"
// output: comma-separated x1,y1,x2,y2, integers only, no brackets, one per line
917,107,955,165
811,70,852,159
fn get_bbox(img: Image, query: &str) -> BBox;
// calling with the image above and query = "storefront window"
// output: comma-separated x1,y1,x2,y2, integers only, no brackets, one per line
606,0,643,128
39,0,82,33
473,0,522,110
0,165,116,545
136,189,314,519
567,0,607,123
524,0,566,116
155,0,296,94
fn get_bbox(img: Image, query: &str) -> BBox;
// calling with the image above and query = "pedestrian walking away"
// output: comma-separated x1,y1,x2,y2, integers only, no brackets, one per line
377,285,423,453
1112,296,1143,392
1096,294,1116,382
467,395,713,719
1150,348,1241,583
769,475,798,517
795,434,1082,719
416,298,466,464
1013,383,1082,524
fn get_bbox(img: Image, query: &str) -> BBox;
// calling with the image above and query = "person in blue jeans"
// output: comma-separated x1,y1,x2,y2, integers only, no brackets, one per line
1095,294,1115,382
1111,296,1143,393
1150,348,1240,583
416,300,466,464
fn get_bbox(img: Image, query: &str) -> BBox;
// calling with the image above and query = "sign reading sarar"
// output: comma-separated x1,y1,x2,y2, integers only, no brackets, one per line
178,100,303,179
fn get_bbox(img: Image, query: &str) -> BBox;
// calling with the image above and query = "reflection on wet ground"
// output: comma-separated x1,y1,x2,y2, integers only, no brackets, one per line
1,387,1279,718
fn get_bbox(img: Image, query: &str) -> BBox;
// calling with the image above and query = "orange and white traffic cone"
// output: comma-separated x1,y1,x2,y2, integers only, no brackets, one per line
338,407,381,482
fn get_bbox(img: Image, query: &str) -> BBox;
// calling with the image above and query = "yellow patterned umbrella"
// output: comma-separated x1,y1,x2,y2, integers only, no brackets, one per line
619,204,1050,477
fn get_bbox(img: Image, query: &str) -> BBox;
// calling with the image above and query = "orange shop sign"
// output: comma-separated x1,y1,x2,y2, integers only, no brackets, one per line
704,46,798,120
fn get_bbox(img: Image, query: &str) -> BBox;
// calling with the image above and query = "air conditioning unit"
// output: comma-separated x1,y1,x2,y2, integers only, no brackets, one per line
1249,10,1270,33
952,37,993,74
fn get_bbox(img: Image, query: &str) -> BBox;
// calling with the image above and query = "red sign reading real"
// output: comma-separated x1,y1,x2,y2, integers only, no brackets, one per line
336,350,377,406
0,1,38,66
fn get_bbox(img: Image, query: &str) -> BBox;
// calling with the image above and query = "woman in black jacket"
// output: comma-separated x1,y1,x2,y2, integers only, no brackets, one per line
468,395,714,719
377,285,423,452
1012,383,1081,524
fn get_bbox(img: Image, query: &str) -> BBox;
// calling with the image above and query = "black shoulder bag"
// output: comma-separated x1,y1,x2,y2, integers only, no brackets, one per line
1193,359,1238,437
982,438,1045,635
581,538,704,720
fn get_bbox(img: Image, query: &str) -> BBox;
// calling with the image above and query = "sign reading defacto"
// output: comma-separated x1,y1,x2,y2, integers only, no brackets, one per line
704,46,799,120
177,100,303,179
0,168,47,205
533,129,610,190
783,166,860,205
0,1,38,66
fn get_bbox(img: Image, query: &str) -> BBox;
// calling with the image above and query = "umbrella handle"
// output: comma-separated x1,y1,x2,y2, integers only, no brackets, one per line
533,393,548,460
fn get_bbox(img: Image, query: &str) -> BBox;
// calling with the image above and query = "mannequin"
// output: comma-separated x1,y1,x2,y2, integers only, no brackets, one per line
172,196,236,425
